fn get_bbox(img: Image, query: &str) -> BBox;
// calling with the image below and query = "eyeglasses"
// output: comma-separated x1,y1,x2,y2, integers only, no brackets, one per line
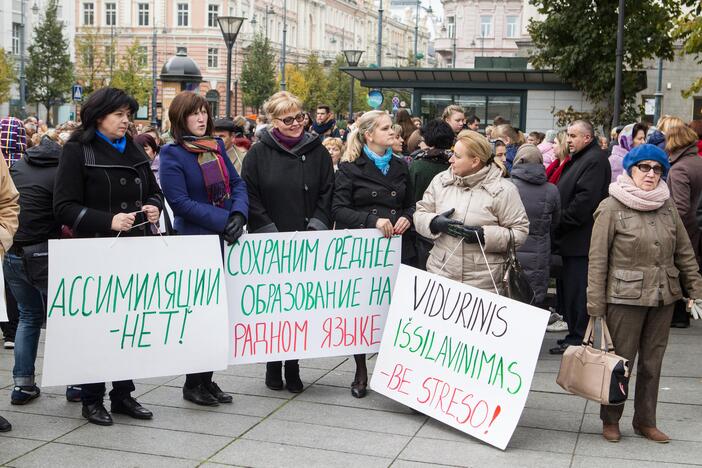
635,163,663,175
275,113,305,126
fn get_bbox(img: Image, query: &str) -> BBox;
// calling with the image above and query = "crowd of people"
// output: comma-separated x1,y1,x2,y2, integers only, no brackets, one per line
0,87,701,445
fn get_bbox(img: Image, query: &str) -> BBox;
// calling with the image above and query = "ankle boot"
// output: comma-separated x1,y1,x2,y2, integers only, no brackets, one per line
602,423,621,442
284,360,303,393
266,362,284,390
351,354,368,399
633,424,670,443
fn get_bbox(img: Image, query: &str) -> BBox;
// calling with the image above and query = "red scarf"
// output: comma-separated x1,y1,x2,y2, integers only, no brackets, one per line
546,156,570,185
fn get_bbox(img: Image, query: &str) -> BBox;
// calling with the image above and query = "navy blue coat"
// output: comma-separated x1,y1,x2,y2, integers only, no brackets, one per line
159,138,248,236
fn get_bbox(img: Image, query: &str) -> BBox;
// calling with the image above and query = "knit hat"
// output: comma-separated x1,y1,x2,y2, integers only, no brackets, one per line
513,143,543,165
622,143,670,178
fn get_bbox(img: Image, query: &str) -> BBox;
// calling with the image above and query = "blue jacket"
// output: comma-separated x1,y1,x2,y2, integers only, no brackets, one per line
159,138,248,236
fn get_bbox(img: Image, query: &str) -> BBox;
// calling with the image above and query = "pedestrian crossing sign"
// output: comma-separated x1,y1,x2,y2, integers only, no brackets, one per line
72,84,83,102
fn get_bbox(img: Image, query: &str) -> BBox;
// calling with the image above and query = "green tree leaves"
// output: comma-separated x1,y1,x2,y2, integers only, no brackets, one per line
111,40,151,107
240,33,277,112
0,49,15,104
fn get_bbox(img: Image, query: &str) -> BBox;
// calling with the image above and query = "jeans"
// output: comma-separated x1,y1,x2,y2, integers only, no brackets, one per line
3,252,46,386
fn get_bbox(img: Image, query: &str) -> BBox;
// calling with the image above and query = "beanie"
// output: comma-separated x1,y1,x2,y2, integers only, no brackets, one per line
622,143,670,178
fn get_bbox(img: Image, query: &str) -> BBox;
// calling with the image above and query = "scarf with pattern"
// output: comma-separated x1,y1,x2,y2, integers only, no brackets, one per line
182,136,231,207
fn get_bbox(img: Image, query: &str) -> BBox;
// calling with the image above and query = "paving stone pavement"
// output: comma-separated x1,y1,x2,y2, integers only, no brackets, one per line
0,324,700,467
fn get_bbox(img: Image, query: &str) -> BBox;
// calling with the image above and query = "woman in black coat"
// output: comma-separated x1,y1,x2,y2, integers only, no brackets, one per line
241,91,334,392
332,110,414,398
53,87,163,426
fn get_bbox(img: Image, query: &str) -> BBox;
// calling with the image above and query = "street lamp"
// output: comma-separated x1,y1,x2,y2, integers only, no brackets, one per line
377,0,384,67
280,0,288,90
343,50,363,120
413,1,432,66
217,16,245,118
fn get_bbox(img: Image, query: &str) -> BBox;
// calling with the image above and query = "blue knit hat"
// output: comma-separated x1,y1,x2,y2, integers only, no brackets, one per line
622,143,670,178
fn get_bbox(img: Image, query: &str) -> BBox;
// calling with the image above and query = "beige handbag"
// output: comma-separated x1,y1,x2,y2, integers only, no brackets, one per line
556,316,630,405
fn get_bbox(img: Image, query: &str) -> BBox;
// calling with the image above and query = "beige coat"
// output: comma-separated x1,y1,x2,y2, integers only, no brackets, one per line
414,163,529,291
0,157,19,256
587,196,702,316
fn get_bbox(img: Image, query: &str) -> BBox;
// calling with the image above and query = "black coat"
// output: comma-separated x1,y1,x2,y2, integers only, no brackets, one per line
241,128,334,233
333,153,414,229
54,136,163,238
10,136,62,246
555,140,610,256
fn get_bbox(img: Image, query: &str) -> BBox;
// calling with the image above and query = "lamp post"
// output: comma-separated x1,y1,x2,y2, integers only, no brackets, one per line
280,0,288,90
343,50,363,120
218,16,245,119
413,1,432,66
377,0,384,67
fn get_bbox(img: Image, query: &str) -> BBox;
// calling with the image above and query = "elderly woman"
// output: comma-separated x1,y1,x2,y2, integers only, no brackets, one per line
588,144,702,443
609,122,648,182
241,91,334,393
414,130,529,291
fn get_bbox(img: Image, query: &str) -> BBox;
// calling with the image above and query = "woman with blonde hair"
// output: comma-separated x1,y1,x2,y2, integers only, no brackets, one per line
321,137,344,170
545,130,570,184
241,91,334,393
333,110,414,398
414,130,529,292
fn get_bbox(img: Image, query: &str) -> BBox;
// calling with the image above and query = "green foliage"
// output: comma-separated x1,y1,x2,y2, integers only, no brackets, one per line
325,55,368,116
0,49,15,104
240,33,277,112
674,0,702,97
300,53,328,110
111,39,151,106
74,28,108,97
25,0,73,125
528,0,681,127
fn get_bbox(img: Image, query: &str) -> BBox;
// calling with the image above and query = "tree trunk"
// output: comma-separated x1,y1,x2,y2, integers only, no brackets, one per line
45,102,52,127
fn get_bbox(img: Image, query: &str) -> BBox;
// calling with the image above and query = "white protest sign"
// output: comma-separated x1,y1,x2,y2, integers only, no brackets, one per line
0,260,6,322
41,235,229,387
371,265,549,450
225,229,401,364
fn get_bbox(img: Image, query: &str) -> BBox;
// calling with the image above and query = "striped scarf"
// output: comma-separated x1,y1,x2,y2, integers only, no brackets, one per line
182,136,231,207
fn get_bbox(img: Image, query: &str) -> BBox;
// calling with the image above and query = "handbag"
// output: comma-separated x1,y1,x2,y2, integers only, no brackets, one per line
21,241,49,294
556,316,630,405
502,230,535,305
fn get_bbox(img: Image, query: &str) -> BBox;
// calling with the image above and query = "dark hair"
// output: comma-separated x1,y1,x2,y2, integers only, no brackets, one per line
70,87,139,143
168,91,214,145
316,105,331,113
632,122,648,141
528,131,545,144
689,120,702,139
492,115,508,126
134,133,159,154
467,115,481,125
394,109,416,141
420,119,455,150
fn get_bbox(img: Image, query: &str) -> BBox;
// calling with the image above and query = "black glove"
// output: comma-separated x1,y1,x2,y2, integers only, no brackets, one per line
222,213,246,244
447,224,485,244
429,208,462,234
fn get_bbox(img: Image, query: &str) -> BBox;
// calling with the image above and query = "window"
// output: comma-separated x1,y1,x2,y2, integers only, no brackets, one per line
207,47,218,68
447,16,455,39
206,90,220,118
138,3,149,26
105,2,116,26
208,4,219,27
83,2,94,25
177,3,189,26
506,16,518,38
137,46,148,68
480,15,492,37
12,23,21,55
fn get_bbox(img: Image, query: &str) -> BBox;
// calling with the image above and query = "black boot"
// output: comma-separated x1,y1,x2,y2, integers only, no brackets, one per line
82,401,113,426
284,360,303,393
351,354,368,399
265,361,284,390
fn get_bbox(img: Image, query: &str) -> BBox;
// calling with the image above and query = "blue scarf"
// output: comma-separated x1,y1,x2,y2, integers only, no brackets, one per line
96,130,127,154
363,145,393,175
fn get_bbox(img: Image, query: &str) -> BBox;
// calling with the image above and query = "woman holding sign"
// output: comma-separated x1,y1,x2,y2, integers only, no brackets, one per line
241,91,334,393
332,110,415,398
159,91,248,406
53,87,163,426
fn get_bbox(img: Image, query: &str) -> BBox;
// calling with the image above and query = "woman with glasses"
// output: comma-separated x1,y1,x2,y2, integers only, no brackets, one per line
241,91,334,393
588,144,702,443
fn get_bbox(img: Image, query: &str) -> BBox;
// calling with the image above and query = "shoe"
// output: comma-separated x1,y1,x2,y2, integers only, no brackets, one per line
633,424,670,443
82,402,113,426
66,385,82,402
284,361,303,393
0,414,11,432
204,381,232,404
670,321,690,329
546,320,568,332
603,423,621,442
3,341,14,349
548,312,563,325
110,396,153,419
11,385,40,405
351,381,368,399
183,384,219,406
549,343,570,355
265,362,284,390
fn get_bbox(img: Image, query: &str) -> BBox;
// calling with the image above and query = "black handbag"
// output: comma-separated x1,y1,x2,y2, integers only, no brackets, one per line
21,241,49,294
502,230,535,305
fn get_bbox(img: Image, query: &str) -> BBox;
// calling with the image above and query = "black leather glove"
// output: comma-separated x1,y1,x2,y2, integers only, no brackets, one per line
429,208,462,234
222,213,246,244
447,224,485,244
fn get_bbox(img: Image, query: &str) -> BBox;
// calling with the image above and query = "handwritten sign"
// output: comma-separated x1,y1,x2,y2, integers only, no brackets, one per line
225,230,401,364
41,236,230,387
371,266,549,450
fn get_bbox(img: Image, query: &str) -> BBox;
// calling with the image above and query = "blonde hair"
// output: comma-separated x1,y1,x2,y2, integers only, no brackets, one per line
492,124,519,144
391,124,403,138
322,137,344,154
665,124,698,154
484,125,494,139
456,130,507,175
657,115,685,135
442,105,465,120
554,130,569,160
263,91,303,120
343,110,389,162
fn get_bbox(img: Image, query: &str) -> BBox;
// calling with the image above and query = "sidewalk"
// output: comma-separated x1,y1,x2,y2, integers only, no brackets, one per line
0,324,700,467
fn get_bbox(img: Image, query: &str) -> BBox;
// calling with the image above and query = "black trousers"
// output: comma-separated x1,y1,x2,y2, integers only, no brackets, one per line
81,380,135,405
184,371,214,389
0,284,19,341
562,255,589,345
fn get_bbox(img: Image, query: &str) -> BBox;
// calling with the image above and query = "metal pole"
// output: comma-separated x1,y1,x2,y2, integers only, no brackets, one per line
612,0,625,127
349,76,354,121
110,25,115,82
265,7,269,39
653,57,663,126
377,0,383,67
225,43,233,118
280,0,287,90
452,35,456,68
413,0,419,65
234,79,239,115
19,0,26,118
151,12,158,127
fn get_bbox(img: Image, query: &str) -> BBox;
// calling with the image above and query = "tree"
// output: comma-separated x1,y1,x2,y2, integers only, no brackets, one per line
528,0,682,128
300,53,328,110
284,64,308,104
0,49,15,104
240,33,277,112
74,28,108,97
111,39,151,106
674,0,702,97
25,0,73,126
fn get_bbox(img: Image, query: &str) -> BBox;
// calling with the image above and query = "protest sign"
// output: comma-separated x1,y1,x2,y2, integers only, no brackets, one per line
225,229,401,364
41,236,229,387
371,265,549,450
0,263,6,322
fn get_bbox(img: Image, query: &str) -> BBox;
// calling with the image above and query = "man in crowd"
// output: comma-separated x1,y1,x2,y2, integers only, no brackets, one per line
213,118,247,174
311,105,340,142
467,115,481,132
